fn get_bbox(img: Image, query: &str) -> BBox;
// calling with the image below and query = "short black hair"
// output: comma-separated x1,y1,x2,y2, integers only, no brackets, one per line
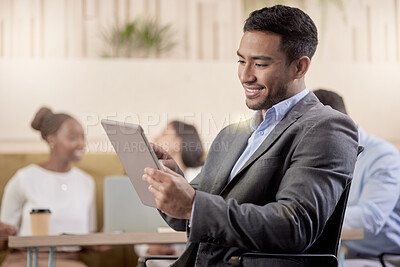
244,5,318,63
313,89,348,115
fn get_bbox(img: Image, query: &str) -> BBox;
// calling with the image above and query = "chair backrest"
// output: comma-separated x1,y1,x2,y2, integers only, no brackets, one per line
307,146,363,255
306,180,351,256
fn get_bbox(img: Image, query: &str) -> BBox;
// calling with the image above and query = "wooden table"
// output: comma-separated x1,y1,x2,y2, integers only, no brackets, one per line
8,229,363,267
340,228,364,240
8,232,187,267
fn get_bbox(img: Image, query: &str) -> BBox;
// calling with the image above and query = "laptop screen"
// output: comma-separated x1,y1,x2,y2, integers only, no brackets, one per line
103,176,170,232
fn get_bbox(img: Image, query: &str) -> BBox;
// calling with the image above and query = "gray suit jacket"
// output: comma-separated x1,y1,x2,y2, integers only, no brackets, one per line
163,92,358,266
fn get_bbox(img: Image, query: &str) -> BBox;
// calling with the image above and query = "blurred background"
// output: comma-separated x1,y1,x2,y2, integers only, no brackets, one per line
1,0,399,152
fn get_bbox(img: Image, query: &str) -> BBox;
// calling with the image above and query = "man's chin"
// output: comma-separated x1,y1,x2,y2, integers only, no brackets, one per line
246,99,269,111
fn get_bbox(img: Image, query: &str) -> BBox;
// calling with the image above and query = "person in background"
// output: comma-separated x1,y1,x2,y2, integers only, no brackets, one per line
153,120,204,182
142,5,358,266
313,89,400,267
0,107,96,267
136,121,205,265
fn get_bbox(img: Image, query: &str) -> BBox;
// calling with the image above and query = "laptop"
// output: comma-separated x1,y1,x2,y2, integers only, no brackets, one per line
103,176,170,232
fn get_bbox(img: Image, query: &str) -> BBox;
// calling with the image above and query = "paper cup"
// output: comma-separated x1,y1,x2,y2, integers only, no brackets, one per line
30,209,51,236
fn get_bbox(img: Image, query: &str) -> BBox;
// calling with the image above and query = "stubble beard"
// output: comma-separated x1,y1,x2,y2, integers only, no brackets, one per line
245,84,290,111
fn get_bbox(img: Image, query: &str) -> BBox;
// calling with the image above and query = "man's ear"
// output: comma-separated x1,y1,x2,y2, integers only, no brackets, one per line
292,56,310,79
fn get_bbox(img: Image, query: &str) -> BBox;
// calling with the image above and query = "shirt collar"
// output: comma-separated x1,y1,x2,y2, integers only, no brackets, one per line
250,88,309,131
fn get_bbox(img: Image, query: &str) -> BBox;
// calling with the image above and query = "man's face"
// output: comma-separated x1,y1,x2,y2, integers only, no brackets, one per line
237,31,295,113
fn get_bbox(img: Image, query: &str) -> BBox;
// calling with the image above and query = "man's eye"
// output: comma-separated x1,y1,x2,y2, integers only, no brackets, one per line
237,60,245,64
255,63,268,67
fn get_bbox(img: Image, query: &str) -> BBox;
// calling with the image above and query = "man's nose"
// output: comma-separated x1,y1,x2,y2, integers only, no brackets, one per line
239,64,256,83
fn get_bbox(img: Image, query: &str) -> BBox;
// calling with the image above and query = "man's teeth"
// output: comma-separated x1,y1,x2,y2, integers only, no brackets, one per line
247,88,261,92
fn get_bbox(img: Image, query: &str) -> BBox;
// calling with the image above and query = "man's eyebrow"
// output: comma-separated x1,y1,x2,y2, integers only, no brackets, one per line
236,51,273,61
252,55,273,61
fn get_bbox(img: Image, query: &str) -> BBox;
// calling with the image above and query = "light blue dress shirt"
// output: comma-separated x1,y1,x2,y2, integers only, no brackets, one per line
343,127,400,257
189,88,309,226
228,88,309,182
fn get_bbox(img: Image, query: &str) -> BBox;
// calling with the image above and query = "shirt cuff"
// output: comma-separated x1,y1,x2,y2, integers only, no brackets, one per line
188,200,195,228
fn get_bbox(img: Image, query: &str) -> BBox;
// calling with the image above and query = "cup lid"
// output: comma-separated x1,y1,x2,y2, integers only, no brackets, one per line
30,209,51,214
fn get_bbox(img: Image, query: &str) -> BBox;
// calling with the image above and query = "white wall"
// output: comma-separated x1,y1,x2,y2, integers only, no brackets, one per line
1,0,400,152
0,0,243,60
0,59,252,152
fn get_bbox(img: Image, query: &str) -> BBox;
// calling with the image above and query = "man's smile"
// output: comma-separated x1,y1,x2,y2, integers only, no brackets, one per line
244,86,265,98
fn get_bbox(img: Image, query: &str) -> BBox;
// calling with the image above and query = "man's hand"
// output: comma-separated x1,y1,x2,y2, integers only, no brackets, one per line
0,222,16,238
151,143,179,172
143,167,195,219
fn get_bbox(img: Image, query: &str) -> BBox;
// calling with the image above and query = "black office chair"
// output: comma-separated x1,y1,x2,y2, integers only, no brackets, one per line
379,253,400,267
229,180,351,267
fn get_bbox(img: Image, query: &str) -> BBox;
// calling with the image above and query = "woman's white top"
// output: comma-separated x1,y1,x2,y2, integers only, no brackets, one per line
0,164,96,236
184,166,202,182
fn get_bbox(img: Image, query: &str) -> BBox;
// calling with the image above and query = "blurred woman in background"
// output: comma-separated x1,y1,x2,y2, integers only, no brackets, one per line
154,120,204,182
0,107,96,267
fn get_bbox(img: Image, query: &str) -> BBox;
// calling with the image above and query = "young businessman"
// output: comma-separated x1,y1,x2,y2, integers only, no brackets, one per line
143,5,359,267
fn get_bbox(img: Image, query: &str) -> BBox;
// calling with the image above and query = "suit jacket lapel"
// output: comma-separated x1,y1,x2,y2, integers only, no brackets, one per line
209,121,252,195
225,92,319,187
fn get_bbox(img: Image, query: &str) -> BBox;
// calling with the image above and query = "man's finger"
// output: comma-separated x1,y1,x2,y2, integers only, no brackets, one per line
158,161,167,171
143,167,166,183
147,184,164,205
163,166,177,175
142,173,158,186
148,184,161,194
151,143,170,160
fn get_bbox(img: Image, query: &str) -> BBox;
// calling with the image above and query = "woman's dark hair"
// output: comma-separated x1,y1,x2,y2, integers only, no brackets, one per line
244,5,318,63
31,107,73,141
170,121,204,168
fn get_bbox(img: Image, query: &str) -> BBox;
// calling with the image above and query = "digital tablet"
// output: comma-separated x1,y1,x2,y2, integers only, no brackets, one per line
101,119,161,207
